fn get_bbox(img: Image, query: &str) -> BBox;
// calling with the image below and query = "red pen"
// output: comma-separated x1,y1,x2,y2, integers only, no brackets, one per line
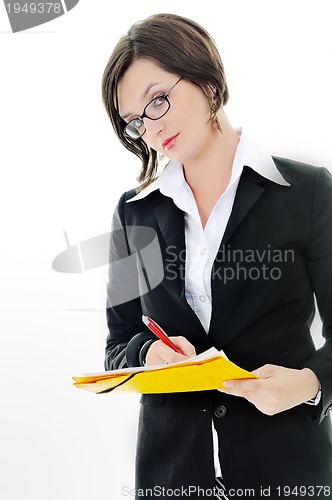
142,315,185,355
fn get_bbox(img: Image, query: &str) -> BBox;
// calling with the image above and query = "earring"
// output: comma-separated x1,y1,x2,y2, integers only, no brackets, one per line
213,116,223,133
212,100,223,133
211,93,218,113
211,92,223,133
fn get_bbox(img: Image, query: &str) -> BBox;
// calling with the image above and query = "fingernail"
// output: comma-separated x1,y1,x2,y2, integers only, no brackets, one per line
223,381,234,388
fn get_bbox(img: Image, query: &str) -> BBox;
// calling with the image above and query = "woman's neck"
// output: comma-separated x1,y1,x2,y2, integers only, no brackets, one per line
183,112,239,221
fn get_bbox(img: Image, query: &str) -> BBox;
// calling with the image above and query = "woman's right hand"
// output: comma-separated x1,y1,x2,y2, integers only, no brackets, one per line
145,337,196,366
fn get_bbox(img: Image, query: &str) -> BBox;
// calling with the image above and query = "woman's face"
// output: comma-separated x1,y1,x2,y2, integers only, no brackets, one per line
117,59,215,166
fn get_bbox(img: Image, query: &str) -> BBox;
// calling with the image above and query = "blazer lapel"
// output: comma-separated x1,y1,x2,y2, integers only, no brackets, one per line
152,192,210,349
209,167,267,344
152,194,185,258
222,166,265,247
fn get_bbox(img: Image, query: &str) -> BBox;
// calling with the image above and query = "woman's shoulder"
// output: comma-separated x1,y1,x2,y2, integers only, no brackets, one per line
272,156,320,177
115,186,164,223
272,156,332,191
123,187,139,202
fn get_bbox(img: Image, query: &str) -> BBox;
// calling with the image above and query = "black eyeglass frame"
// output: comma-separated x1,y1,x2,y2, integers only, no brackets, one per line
124,77,183,140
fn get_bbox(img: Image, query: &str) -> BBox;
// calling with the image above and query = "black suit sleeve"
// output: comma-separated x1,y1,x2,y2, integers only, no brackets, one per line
105,192,156,370
304,167,332,421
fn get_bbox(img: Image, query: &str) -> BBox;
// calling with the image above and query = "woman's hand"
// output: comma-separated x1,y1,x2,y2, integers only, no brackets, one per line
219,365,320,415
145,337,196,366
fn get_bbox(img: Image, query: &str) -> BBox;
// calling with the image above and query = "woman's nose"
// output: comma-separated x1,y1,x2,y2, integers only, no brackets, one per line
144,117,165,137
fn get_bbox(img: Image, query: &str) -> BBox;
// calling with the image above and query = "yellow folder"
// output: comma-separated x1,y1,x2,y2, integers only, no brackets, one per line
72,348,257,394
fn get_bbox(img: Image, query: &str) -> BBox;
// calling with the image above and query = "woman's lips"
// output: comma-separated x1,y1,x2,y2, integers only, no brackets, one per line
162,133,179,150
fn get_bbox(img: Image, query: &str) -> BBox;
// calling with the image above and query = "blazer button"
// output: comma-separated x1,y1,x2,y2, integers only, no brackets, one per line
214,405,227,418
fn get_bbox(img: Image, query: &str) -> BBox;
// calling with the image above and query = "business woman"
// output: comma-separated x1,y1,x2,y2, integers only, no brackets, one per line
102,13,332,499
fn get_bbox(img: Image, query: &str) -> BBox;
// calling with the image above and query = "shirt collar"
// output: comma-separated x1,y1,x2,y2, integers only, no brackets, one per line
127,128,290,203
235,128,290,186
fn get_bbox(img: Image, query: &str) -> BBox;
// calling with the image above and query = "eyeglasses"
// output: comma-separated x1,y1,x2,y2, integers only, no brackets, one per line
124,77,182,140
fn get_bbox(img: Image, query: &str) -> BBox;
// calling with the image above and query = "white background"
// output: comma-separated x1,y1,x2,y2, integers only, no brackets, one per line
0,1,331,499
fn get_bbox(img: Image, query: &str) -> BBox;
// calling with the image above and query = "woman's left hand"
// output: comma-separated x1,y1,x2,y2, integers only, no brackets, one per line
219,365,320,415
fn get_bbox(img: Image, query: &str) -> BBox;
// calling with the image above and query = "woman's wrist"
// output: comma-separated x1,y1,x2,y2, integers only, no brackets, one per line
139,339,156,366
301,368,321,405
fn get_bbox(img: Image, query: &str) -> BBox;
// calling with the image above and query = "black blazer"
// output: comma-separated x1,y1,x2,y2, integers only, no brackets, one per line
105,157,332,499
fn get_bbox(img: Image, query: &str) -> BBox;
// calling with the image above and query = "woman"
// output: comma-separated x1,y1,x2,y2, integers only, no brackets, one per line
102,13,332,499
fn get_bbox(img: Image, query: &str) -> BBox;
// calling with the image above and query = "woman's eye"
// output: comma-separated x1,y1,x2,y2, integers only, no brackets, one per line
153,95,166,107
132,118,143,128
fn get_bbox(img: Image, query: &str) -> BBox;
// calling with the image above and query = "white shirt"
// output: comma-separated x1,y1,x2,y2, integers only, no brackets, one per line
127,128,289,476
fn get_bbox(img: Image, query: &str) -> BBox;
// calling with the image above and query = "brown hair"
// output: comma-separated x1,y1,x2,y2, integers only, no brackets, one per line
102,13,229,189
